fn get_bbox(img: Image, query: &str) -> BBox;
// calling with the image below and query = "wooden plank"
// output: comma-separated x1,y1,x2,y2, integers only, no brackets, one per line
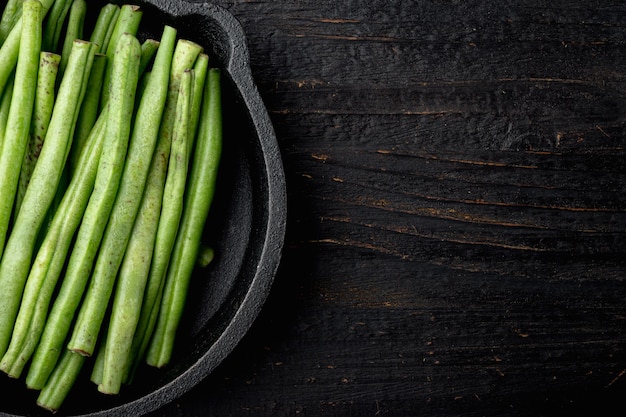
152,0,626,416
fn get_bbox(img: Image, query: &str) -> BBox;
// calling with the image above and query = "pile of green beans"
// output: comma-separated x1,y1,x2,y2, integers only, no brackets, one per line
0,0,222,411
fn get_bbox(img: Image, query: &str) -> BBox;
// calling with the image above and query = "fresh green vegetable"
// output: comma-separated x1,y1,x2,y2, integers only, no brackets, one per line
0,0,41,268
0,0,22,45
69,53,105,174
0,0,225,410
0,75,14,155
197,244,215,268
63,32,141,359
0,0,56,97
25,110,107,390
68,34,202,359
15,51,60,219
0,22,20,97
41,0,72,52
101,68,194,395
0,36,95,365
189,53,209,148
88,3,119,53
3,109,106,381
59,0,87,75
37,349,86,412
123,53,209,384
0,1,43,358
147,68,222,368
99,4,142,109
139,38,160,75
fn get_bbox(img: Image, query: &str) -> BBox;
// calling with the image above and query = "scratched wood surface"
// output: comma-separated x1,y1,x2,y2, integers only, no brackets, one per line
151,1,626,416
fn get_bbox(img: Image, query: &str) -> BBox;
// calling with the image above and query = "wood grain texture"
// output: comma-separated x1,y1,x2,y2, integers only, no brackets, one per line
149,1,625,416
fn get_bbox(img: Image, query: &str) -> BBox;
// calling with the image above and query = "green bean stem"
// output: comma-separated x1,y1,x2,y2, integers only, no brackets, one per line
88,3,119,53
15,52,60,219
139,38,160,75
36,349,85,412
59,0,86,76
99,4,142,109
147,68,222,368
188,53,209,152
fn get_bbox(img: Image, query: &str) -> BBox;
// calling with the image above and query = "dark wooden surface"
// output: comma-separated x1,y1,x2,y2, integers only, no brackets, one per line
152,1,626,416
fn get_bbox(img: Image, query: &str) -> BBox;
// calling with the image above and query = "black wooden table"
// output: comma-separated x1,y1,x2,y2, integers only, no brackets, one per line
151,1,626,416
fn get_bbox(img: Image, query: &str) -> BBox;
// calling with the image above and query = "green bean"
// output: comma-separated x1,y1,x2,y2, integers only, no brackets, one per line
99,4,142,109
189,53,209,151
0,4,42,349
101,69,194,395
125,54,205,380
70,37,155,179
89,333,107,385
16,52,60,219
1,113,105,380
0,74,14,153
27,34,141,387
0,0,55,96
41,0,72,52
0,0,41,253
57,33,140,360
124,53,208,383
59,0,86,76
70,53,106,175
26,112,107,390
0,36,95,362
105,4,142,58
0,22,20,97
36,349,85,412
0,0,21,45
139,38,160,75
67,28,195,359
147,68,222,368
88,3,119,53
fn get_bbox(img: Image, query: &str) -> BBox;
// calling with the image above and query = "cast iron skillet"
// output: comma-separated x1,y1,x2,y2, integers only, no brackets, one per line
0,1,286,416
